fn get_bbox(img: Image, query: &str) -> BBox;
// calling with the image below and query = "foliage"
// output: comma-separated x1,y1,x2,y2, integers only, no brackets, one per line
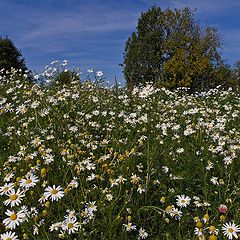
0,66,240,239
53,71,80,86
0,36,28,76
231,61,240,83
123,6,223,91
209,62,240,91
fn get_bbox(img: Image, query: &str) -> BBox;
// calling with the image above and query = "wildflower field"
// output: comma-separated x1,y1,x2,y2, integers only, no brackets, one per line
0,65,240,239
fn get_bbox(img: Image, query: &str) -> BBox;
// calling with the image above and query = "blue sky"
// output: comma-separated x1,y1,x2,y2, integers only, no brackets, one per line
0,0,240,84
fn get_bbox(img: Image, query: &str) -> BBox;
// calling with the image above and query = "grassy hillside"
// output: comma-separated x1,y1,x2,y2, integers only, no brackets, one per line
0,70,240,239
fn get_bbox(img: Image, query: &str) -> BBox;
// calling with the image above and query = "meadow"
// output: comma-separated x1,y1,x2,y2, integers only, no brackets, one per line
0,62,240,240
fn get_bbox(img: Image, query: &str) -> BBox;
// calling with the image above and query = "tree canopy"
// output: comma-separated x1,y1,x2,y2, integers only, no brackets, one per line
123,6,223,91
0,36,28,75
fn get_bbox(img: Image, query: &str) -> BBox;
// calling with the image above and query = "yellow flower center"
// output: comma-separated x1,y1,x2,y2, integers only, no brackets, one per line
67,223,74,229
209,225,216,232
51,189,58,195
10,194,18,201
228,227,234,233
181,200,186,203
166,206,173,211
204,214,209,219
3,186,9,192
209,235,217,240
196,221,203,228
10,213,17,221
26,179,32,184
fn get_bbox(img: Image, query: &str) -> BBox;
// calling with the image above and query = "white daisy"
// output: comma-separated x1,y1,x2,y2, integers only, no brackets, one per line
139,227,149,239
50,222,63,232
105,194,113,201
3,209,26,229
0,183,14,196
38,194,47,204
19,174,39,189
176,195,191,208
44,185,64,201
170,207,183,220
62,218,80,234
137,185,146,194
222,222,240,240
194,227,204,237
33,225,39,235
123,222,137,232
130,174,140,184
4,189,25,207
65,210,77,220
1,231,19,240
116,175,127,184
86,201,97,214
4,172,15,182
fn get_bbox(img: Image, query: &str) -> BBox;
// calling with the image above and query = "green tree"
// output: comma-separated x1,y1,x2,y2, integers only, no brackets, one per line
0,36,28,75
123,6,223,91
232,60,240,79
52,70,80,87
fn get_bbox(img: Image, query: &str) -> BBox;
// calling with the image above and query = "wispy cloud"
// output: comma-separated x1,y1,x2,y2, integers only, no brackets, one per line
0,0,140,64
0,1,139,42
21,10,137,40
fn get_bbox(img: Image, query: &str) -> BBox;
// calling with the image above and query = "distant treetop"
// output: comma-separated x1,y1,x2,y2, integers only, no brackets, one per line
0,36,28,75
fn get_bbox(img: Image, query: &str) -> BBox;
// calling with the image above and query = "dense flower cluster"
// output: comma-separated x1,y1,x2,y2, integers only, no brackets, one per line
0,63,240,239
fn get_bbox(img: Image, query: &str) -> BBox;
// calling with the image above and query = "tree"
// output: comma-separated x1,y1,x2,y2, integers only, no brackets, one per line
0,36,28,75
52,70,80,87
232,61,240,79
123,6,223,91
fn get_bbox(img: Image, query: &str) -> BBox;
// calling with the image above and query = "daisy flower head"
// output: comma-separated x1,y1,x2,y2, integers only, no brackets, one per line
50,222,63,232
170,207,183,220
86,201,97,214
96,70,103,77
123,222,137,232
139,227,149,239
130,174,140,184
116,175,127,184
176,195,191,208
194,227,204,237
44,185,64,202
38,194,47,204
208,225,219,235
65,209,77,221
62,218,80,234
19,174,39,189
4,189,25,207
0,183,14,196
218,204,228,214
4,172,15,182
222,222,240,239
137,184,146,194
105,194,113,201
1,231,19,240
3,209,26,230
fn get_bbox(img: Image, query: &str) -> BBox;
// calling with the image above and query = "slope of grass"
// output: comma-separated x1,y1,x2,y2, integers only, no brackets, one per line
0,71,240,239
